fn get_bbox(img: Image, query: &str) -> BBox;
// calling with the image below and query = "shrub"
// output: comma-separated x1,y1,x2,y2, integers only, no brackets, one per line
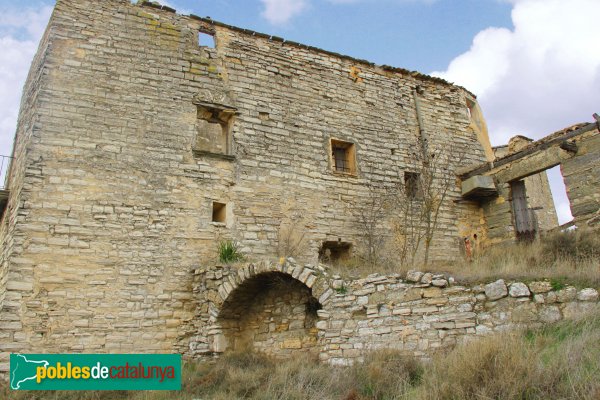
348,350,422,399
218,240,244,263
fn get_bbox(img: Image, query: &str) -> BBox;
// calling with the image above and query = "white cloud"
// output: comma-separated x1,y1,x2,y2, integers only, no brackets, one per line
0,6,52,162
433,0,600,225
260,0,438,24
434,0,600,143
260,0,309,25
0,6,51,39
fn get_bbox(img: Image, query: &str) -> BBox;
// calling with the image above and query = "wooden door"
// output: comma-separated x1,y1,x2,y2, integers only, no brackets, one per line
511,180,536,241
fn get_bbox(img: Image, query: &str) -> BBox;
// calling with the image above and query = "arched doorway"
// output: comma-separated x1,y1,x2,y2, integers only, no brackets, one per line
217,271,322,357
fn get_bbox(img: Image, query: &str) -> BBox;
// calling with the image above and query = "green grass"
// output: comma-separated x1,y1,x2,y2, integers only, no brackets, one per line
217,240,244,264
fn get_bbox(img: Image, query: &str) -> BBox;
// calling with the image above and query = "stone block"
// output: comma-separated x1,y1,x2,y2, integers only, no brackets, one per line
539,306,561,323
432,279,448,288
406,270,423,283
485,279,507,301
556,287,577,303
511,303,538,322
577,288,599,301
421,273,433,285
422,287,442,298
528,281,552,294
509,282,530,298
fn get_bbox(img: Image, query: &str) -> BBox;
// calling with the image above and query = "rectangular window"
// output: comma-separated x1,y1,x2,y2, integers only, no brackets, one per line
212,202,226,223
198,31,215,48
330,139,357,175
193,106,235,159
319,241,352,263
405,172,421,199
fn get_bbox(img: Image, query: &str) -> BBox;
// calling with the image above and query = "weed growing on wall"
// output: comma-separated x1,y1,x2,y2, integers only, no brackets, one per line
218,240,244,264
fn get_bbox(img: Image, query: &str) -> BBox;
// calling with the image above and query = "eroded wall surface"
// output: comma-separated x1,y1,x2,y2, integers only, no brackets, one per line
0,0,492,368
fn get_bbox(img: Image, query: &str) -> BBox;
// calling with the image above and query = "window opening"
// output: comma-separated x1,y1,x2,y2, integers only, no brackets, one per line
198,31,215,48
404,172,421,199
466,98,475,119
212,202,226,223
319,241,352,263
194,106,235,157
330,139,356,175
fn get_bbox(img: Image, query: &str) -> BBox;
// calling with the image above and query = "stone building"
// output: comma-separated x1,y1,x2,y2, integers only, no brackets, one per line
0,0,599,368
492,137,558,234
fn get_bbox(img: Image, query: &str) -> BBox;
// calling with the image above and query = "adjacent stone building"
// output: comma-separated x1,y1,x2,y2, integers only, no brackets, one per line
0,0,598,369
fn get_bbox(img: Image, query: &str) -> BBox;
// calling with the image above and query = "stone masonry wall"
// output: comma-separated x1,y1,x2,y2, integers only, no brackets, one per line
0,15,54,366
478,128,599,245
194,259,599,366
317,270,598,365
562,133,600,228
493,144,558,232
0,0,492,370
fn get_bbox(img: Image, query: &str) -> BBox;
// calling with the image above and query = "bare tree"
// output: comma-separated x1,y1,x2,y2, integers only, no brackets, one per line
356,183,391,266
391,145,461,267
277,212,309,258
347,142,464,269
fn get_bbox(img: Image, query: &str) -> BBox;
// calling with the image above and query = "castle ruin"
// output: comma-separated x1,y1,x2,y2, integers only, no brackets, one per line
0,0,598,370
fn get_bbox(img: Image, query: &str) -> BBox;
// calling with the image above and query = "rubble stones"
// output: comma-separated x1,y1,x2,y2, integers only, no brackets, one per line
528,281,553,294
577,288,599,301
485,279,508,301
406,270,424,283
509,282,530,298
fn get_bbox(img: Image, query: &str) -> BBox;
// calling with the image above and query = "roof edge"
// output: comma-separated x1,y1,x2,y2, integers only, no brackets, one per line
137,1,477,97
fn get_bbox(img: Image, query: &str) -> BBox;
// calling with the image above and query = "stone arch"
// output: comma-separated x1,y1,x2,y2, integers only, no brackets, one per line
207,261,332,357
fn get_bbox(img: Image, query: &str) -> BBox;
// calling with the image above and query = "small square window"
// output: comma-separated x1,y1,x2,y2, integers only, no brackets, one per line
198,31,215,48
212,202,226,223
330,139,357,175
405,172,421,199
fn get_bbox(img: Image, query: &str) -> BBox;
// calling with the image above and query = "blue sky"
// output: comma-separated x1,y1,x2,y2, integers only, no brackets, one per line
170,0,513,73
1,0,599,224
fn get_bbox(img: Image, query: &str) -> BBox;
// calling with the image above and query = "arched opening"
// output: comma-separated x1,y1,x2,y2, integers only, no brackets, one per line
217,272,321,357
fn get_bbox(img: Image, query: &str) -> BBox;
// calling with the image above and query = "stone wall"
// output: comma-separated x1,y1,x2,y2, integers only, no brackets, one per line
317,270,598,365
493,141,558,232
467,125,599,246
0,13,54,364
562,133,600,228
0,0,493,370
193,259,599,365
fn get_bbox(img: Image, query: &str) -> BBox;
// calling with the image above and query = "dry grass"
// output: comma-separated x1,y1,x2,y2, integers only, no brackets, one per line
416,305,600,400
331,229,600,288
3,306,599,400
430,229,600,288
